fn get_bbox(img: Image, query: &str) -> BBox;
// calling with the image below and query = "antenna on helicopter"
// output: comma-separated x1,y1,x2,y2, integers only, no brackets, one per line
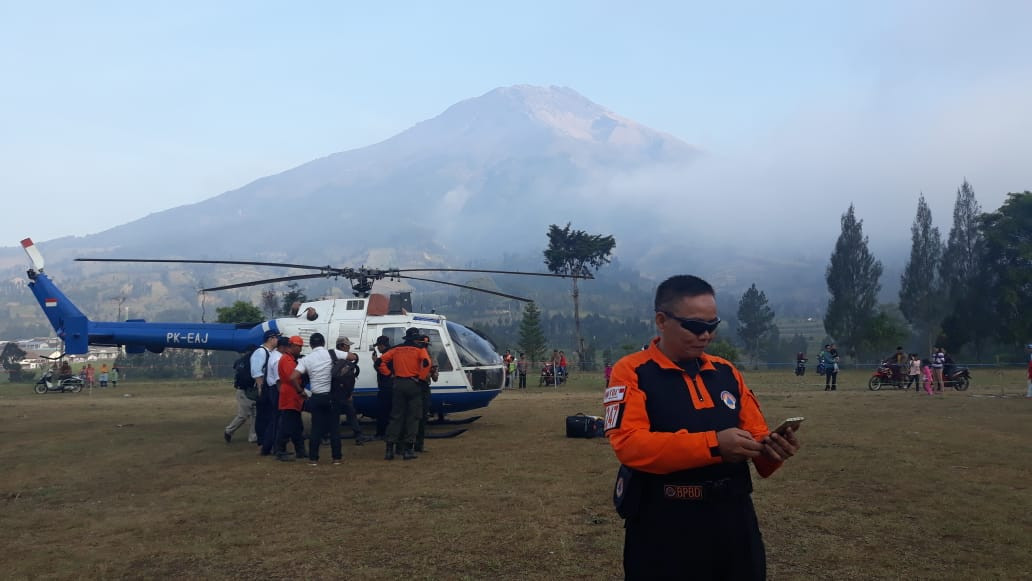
74,258,592,301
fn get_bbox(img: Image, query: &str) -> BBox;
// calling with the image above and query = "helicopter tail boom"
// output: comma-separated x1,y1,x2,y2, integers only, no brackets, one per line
24,240,277,354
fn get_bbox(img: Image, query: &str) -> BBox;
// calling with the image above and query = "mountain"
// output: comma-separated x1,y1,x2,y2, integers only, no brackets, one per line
6,85,698,263
0,85,840,338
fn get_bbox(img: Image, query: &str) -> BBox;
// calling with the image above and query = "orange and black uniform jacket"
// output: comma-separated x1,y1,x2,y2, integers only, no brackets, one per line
605,338,781,481
277,352,304,412
377,344,431,382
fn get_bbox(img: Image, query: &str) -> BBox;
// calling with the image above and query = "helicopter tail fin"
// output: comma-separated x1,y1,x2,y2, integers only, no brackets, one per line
23,239,91,354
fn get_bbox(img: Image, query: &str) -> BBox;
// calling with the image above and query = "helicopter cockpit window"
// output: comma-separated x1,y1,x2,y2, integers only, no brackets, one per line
379,327,454,372
446,321,503,368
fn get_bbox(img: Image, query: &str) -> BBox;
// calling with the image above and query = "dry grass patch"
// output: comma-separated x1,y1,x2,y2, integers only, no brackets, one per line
1,368,1029,579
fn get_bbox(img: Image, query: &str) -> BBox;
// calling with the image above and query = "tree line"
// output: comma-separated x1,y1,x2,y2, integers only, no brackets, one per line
736,182,1030,363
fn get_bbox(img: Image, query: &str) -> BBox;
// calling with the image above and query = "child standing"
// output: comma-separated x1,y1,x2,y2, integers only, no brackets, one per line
905,354,921,392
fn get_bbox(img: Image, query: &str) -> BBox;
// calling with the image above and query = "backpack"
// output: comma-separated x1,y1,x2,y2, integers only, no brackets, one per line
328,349,358,402
234,348,268,401
566,413,604,438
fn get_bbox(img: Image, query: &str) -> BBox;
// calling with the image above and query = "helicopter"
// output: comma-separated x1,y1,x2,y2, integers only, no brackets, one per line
19,237,587,430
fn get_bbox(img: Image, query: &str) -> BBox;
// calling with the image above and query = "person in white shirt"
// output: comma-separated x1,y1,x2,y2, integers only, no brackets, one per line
251,330,280,449
291,332,349,465
259,336,286,456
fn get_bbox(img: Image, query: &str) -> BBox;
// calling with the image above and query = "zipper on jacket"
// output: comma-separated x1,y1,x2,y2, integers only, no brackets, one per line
687,376,704,402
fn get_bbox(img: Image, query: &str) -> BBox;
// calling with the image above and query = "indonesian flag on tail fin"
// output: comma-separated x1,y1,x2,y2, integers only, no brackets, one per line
21,238,45,271
45,298,58,308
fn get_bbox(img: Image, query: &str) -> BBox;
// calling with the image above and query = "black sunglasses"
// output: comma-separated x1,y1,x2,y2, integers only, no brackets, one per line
659,311,722,335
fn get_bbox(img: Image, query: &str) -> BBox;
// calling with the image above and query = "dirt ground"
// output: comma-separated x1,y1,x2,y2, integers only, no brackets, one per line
1,368,1029,580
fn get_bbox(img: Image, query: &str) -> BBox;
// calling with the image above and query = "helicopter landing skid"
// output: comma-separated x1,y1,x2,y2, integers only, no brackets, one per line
425,428,468,439
428,415,482,426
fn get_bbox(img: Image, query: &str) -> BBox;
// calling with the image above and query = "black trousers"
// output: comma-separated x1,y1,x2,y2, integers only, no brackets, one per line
415,382,431,451
275,409,305,457
260,385,280,455
375,386,393,437
624,497,765,580
308,394,341,461
825,370,838,390
518,371,527,388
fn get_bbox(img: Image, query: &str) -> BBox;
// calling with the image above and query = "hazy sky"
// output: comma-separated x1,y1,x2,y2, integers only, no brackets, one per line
2,0,1029,246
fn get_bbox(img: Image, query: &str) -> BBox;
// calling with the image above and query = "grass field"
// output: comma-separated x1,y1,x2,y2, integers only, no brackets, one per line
1,368,1030,580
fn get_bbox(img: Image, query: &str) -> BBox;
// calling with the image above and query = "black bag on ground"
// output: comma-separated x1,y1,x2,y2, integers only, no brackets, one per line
566,413,604,438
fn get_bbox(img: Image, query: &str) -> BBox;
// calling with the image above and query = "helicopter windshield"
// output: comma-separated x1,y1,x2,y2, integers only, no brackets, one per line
446,321,503,367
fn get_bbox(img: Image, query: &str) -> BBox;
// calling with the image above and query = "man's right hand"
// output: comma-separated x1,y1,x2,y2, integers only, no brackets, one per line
716,428,764,463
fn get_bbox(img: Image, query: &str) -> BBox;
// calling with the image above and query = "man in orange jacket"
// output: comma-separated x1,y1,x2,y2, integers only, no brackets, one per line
605,275,800,580
378,327,432,460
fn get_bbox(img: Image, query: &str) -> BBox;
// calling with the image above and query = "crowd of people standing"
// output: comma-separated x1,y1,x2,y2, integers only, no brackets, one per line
224,327,439,465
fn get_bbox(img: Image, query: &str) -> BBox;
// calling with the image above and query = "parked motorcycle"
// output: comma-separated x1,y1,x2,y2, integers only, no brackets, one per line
33,369,84,394
943,365,971,391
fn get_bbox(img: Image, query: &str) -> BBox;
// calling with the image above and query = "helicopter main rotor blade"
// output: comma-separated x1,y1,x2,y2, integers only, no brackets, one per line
395,275,532,302
394,267,593,279
77,258,336,272
201,272,332,292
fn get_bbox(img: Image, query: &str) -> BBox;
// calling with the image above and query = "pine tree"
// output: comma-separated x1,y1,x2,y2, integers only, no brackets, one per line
518,302,547,368
939,180,992,357
942,180,983,305
736,283,777,365
824,204,883,356
899,194,944,351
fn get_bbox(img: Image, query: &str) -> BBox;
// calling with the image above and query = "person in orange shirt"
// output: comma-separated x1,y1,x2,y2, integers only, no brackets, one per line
605,275,800,580
274,336,307,461
378,327,432,460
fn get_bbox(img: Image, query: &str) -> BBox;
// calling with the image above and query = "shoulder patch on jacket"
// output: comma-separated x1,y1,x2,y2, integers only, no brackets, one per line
603,385,626,403
604,403,624,431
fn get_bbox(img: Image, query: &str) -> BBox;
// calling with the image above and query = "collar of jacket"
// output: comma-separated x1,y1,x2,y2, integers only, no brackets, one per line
647,337,717,373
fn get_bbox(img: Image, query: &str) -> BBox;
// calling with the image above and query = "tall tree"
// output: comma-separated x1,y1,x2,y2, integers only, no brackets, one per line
942,179,983,305
517,302,547,368
736,283,777,365
280,282,308,316
544,223,615,370
939,180,992,357
216,301,263,324
824,205,883,357
979,192,1032,345
899,194,944,351
260,289,279,319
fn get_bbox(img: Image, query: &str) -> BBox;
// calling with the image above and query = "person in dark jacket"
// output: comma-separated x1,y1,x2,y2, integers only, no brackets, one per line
605,275,800,580
372,336,393,439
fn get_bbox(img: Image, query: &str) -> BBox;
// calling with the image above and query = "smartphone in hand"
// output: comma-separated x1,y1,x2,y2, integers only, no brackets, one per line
771,417,804,437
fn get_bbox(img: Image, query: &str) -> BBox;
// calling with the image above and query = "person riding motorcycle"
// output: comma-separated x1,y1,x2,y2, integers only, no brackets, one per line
885,346,907,383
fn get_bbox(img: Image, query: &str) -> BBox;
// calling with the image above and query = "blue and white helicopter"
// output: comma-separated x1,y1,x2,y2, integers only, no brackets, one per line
21,238,584,432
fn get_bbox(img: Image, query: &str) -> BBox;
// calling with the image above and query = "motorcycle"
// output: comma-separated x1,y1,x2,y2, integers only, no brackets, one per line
538,363,566,386
867,363,908,391
943,365,971,391
33,369,84,394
